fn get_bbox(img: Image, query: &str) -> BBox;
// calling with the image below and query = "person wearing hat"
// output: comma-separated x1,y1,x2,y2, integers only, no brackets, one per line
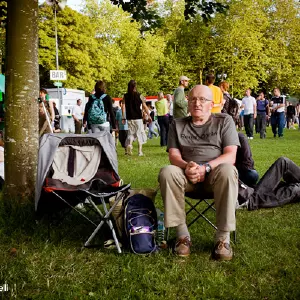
173,76,190,119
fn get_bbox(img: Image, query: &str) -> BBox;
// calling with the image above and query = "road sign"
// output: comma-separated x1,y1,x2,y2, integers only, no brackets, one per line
53,81,63,87
50,70,67,80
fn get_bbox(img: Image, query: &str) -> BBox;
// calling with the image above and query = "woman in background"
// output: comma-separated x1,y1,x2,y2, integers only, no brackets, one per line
122,80,151,156
83,80,116,133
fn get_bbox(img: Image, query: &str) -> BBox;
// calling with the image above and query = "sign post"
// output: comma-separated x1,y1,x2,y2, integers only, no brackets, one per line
53,81,63,87
50,70,67,130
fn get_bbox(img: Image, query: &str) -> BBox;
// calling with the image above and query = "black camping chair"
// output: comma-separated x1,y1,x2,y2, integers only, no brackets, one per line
184,191,237,242
185,192,216,229
36,133,131,253
45,178,130,253
166,192,237,243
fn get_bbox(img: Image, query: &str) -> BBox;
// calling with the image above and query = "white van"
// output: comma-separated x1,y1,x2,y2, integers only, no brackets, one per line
46,88,86,133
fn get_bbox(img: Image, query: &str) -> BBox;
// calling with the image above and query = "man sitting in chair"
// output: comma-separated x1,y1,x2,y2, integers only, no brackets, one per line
159,85,240,260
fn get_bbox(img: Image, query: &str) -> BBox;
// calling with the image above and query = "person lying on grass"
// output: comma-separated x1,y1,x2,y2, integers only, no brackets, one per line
238,156,300,210
159,85,240,261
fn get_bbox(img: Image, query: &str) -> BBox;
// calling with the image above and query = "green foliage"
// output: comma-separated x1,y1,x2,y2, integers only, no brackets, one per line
109,0,229,31
212,0,271,97
184,0,228,22
39,5,98,92
37,0,300,98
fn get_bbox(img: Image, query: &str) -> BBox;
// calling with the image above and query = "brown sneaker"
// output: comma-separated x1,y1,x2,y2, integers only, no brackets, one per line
212,241,233,261
175,236,191,257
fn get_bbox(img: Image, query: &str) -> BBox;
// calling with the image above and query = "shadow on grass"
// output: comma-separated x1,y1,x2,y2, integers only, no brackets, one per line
0,197,117,251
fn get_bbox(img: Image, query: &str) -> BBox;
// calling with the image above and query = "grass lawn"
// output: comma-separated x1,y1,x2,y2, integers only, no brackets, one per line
0,127,300,299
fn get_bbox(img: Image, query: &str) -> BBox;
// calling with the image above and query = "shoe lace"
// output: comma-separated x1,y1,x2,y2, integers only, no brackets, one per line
216,240,230,250
176,236,191,247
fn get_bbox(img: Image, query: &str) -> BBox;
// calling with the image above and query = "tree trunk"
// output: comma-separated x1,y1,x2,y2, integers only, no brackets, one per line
5,0,39,201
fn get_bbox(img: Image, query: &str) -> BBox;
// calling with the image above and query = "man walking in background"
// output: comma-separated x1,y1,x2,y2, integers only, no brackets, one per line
173,76,189,119
205,74,223,113
241,89,256,139
286,101,296,129
256,91,269,139
72,99,83,134
271,88,285,138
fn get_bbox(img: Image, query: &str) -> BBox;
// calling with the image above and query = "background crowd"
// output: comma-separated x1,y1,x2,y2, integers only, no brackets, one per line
38,74,300,154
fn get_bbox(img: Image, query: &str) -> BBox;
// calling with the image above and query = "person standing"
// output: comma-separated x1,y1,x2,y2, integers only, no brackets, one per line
238,106,244,131
241,89,256,139
122,80,151,156
166,94,174,124
53,102,61,133
155,92,169,147
173,76,189,119
83,80,116,133
39,88,54,136
205,74,223,113
286,101,296,129
256,91,269,139
296,103,300,130
270,88,285,138
220,81,239,126
72,99,83,134
115,100,129,154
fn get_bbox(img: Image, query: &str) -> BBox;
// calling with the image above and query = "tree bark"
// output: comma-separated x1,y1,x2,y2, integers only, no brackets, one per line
5,0,39,201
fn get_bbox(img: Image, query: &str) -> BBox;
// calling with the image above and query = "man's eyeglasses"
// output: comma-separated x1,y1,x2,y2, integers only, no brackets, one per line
189,97,212,104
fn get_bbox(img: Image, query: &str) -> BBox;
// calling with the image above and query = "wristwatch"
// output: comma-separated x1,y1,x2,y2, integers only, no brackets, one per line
204,163,212,175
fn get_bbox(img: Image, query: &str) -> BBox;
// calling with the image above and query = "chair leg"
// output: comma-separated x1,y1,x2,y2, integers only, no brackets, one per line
84,220,105,247
84,196,122,253
107,219,122,254
166,227,170,241
233,230,237,243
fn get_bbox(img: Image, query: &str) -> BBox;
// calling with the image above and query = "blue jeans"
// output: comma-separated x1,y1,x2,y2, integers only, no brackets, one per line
148,121,158,139
91,124,110,133
271,112,285,137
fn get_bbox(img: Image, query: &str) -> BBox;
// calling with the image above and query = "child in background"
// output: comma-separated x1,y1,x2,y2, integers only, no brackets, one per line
147,106,159,139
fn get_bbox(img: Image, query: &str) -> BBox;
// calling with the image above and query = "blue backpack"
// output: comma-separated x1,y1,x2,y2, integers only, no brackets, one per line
88,94,107,125
124,194,158,254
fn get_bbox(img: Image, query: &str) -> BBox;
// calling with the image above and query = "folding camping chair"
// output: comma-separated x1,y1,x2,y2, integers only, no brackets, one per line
36,133,131,253
185,192,216,229
166,191,237,243
185,192,237,242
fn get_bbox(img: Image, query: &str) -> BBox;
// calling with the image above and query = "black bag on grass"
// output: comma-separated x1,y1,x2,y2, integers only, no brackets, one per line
124,194,158,254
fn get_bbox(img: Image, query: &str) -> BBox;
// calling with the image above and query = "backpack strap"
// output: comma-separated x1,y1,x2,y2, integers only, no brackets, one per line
93,94,107,110
99,94,107,101
91,94,107,101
